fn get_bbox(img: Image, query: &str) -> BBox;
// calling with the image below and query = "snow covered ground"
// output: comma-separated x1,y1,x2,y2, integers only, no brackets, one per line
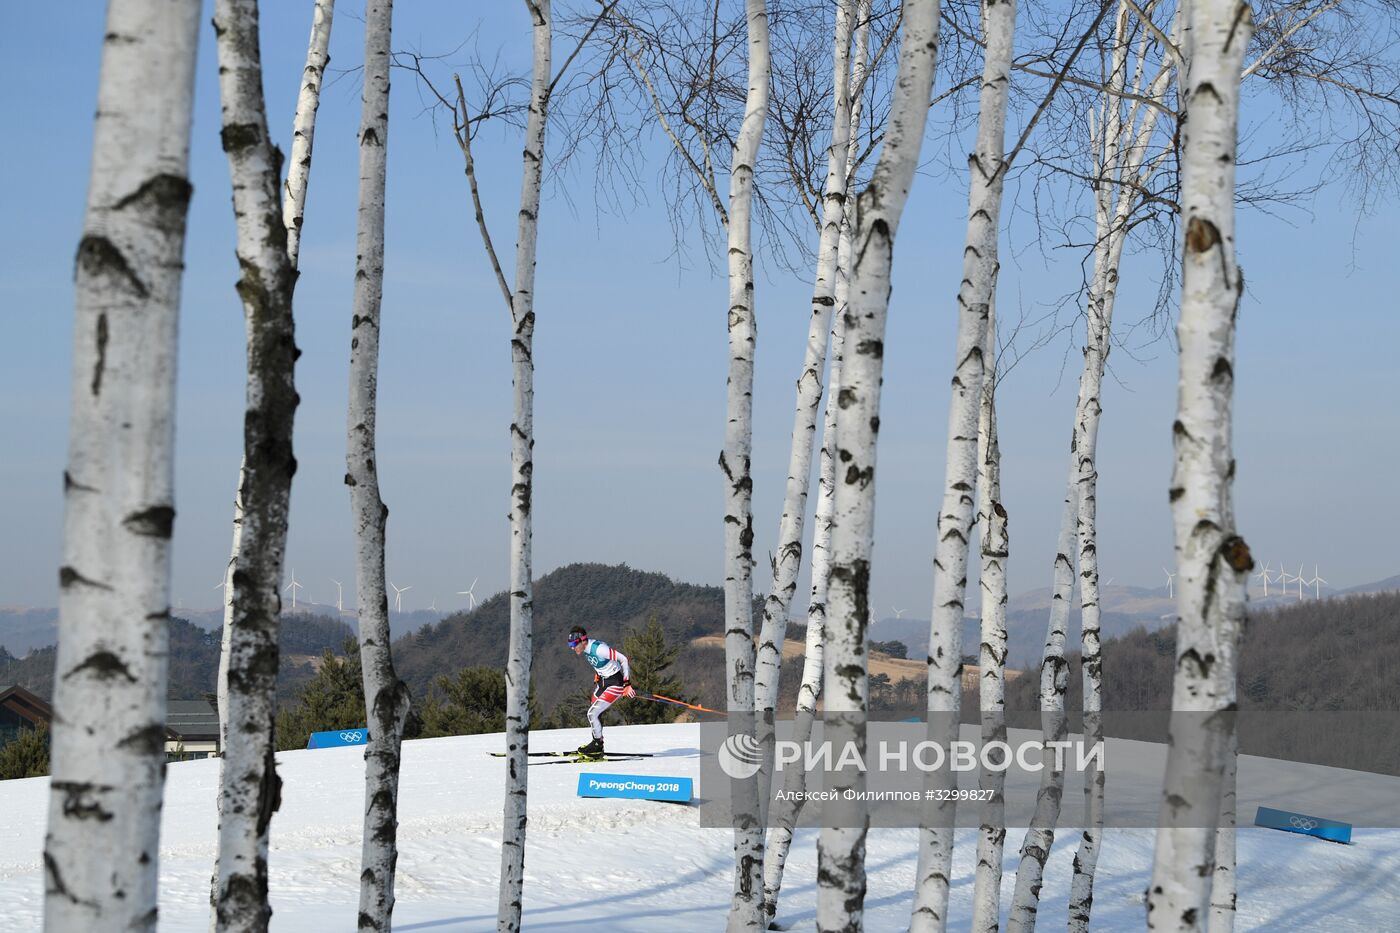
2,723,1398,931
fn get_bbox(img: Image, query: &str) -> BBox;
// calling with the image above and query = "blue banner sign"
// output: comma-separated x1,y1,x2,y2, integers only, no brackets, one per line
1254,806,1352,845
307,728,369,750
577,773,693,803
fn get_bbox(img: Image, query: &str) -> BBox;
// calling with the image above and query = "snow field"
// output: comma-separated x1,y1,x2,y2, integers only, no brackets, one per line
1,723,1397,930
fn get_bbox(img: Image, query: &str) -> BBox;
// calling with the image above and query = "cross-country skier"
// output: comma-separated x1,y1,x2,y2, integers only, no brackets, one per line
568,625,634,757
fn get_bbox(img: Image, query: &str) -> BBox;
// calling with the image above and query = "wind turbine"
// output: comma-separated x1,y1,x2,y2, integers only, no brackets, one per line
457,577,478,610
390,582,411,614
892,606,905,619
1277,562,1294,594
429,597,438,612
1253,561,1273,597
213,575,229,599
1162,567,1177,599
284,569,302,611
331,578,344,613
1294,562,1306,599
1309,565,1327,599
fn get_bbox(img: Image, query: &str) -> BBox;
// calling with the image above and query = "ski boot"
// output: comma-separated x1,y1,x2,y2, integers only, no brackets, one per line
576,737,605,760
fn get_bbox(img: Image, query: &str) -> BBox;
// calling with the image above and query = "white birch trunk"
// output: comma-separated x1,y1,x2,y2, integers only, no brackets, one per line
970,299,1009,933
762,191,860,926
752,0,860,862
1064,175,1120,933
1147,2,1254,927
752,0,858,716
217,475,242,749
1004,471,1075,933
212,1,301,928
911,0,1014,923
1206,732,1238,933
722,2,770,930
283,0,336,268
1067,710,1107,931
211,465,243,932
213,3,333,922
219,0,334,739
498,2,550,930
761,311,843,926
818,3,940,929
346,3,412,930
43,3,199,929
762,8,873,906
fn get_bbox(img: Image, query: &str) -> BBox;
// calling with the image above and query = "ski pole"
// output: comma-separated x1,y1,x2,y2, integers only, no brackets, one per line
636,692,727,716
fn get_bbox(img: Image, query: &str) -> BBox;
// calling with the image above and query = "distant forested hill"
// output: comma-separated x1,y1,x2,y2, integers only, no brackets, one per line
7,569,1391,728
1004,590,1400,711
0,614,356,704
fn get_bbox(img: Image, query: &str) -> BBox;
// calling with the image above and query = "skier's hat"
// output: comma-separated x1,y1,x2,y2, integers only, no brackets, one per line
567,625,587,647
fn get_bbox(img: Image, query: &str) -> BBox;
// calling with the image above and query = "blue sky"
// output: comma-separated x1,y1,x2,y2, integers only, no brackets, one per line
1,2,1396,619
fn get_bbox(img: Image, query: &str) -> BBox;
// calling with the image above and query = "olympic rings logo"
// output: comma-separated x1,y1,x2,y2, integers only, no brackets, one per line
1289,816,1319,830
340,731,365,743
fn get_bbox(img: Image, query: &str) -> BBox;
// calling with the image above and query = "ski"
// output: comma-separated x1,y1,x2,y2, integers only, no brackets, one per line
489,751,656,759
528,754,652,766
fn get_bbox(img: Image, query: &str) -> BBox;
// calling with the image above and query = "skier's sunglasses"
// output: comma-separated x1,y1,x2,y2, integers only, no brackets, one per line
567,635,584,648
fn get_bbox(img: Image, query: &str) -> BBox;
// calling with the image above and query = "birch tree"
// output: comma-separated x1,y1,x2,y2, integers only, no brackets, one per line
284,0,336,269
818,3,940,928
410,4,552,929
1004,561,1070,933
43,2,200,929
762,2,873,923
1067,10,1179,926
213,6,334,923
761,290,845,929
493,4,550,930
217,0,335,792
910,0,1016,924
752,0,859,756
402,4,630,925
344,2,414,929
721,5,770,927
211,0,301,928
1006,9,1180,929
1147,1,1254,927
970,298,1010,933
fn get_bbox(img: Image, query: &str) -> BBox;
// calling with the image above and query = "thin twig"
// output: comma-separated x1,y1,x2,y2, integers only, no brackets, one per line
1004,0,1117,172
551,1,621,98
1122,0,1184,74
454,73,514,311
1241,0,1342,79
620,31,729,224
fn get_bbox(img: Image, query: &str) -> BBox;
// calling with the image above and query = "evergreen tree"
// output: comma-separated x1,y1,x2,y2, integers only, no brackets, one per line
0,722,50,780
274,643,366,751
420,667,519,737
620,617,690,726
870,640,908,659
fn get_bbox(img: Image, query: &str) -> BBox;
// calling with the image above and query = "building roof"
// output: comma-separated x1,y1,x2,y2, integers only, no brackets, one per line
167,698,219,739
0,684,52,726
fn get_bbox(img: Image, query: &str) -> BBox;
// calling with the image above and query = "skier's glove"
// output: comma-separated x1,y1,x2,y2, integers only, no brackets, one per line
622,680,636,698
594,673,601,685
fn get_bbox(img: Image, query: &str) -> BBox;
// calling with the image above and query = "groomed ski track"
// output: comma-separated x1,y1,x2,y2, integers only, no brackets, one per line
1,723,1396,930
